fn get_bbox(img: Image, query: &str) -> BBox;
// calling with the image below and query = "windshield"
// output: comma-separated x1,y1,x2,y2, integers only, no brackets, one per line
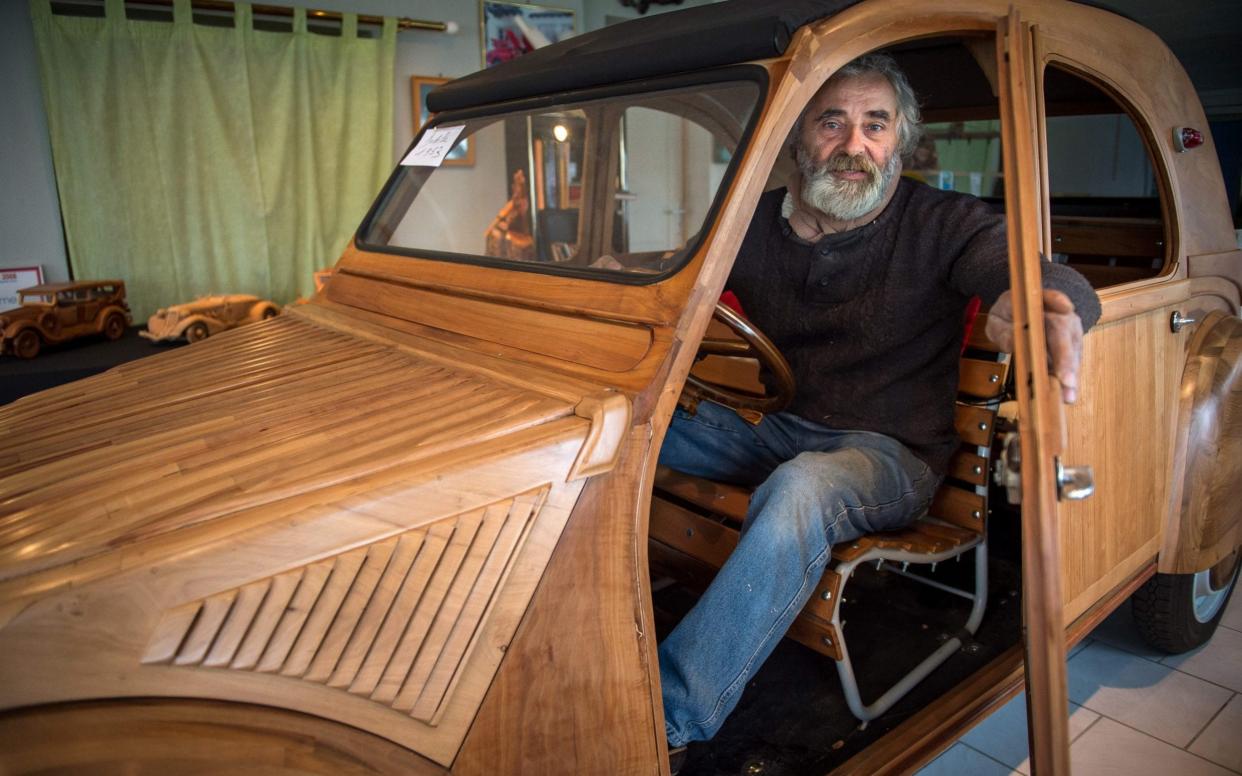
358,75,763,280
20,293,53,305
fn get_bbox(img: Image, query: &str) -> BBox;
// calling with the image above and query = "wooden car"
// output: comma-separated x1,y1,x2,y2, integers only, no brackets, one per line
141,293,281,344
0,1,1239,774
0,280,130,359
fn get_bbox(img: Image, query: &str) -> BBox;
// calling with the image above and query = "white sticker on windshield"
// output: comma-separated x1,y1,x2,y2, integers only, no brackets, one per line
401,125,467,167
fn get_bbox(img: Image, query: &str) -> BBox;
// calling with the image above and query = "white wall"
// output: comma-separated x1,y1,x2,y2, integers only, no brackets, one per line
1,0,69,283
0,0,720,284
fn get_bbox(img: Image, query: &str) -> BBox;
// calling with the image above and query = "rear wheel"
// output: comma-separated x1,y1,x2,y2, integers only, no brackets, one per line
12,329,41,359
103,312,126,341
185,322,210,343
1132,548,1240,653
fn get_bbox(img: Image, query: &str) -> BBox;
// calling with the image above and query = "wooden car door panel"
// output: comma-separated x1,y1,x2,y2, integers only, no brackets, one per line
998,11,1072,774
1059,302,1190,621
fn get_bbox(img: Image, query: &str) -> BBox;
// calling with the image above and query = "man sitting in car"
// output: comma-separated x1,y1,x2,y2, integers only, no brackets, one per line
657,53,1101,748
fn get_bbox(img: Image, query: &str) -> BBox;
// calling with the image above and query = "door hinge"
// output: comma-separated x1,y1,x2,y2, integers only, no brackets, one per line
995,433,1095,502
995,432,1022,505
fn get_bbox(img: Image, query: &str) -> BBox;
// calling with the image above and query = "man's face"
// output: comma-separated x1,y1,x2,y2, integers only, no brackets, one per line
796,72,902,220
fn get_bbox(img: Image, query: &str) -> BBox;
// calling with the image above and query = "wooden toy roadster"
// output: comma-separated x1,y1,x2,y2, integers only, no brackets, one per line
1,1,1238,774
141,294,281,344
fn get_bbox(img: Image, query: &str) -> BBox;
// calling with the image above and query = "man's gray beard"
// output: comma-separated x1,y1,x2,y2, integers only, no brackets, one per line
799,149,899,222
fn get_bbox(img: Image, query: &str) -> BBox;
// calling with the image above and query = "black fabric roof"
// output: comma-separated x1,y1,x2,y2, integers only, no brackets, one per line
426,0,861,113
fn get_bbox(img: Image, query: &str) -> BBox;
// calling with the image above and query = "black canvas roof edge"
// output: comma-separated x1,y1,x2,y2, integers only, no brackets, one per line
427,0,1138,115
427,0,858,113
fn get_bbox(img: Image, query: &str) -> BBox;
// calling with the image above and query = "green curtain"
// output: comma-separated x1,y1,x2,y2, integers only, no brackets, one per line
30,0,395,319
933,120,1002,196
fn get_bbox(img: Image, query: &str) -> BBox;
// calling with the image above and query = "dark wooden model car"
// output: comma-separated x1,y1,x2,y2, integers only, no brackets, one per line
0,280,131,359
0,1,1239,774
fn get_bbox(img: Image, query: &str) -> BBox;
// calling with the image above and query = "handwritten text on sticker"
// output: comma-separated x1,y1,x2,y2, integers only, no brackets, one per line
401,125,467,167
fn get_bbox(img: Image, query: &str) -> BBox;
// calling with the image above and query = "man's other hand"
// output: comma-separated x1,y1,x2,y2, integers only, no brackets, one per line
984,289,1084,404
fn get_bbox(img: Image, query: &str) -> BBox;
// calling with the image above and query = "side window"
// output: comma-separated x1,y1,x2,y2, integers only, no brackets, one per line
905,119,1003,199
1042,64,1168,288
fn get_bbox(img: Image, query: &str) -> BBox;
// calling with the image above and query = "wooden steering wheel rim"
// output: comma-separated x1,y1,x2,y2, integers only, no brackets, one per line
683,302,796,414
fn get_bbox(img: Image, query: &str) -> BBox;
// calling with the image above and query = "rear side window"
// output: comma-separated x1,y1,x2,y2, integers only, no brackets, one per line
1041,64,1168,288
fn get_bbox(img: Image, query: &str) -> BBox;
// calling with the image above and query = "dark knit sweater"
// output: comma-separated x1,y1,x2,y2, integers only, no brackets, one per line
727,179,1101,475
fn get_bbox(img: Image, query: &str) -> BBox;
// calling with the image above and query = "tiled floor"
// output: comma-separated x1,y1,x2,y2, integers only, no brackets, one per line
916,587,1242,775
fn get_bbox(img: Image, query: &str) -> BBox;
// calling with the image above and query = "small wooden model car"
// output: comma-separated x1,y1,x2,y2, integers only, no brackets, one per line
141,294,280,343
0,280,130,359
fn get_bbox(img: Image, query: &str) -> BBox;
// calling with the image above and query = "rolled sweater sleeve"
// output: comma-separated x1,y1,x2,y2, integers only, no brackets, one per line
948,211,1102,333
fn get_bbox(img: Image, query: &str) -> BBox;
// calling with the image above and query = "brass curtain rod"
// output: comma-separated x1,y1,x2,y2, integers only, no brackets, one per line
60,0,452,31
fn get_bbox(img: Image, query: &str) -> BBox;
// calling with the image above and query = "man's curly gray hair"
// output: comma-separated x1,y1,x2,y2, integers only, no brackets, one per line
793,53,924,157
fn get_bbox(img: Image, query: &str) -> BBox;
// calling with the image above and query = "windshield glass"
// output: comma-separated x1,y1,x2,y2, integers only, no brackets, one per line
359,76,763,280
20,293,52,305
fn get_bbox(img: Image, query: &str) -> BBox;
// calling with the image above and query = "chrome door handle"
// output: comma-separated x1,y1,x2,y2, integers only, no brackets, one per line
1170,311,1196,333
1055,457,1094,501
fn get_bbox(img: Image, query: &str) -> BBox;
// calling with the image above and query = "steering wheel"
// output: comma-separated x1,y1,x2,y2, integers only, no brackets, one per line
682,302,797,415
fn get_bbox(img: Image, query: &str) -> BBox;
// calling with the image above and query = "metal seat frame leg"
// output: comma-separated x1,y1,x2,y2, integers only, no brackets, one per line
830,538,989,722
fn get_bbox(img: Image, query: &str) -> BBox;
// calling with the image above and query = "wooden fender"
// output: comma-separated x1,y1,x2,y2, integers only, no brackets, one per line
38,312,61,338
94,305,128,333
1161,311,1242,574
175,315,215,338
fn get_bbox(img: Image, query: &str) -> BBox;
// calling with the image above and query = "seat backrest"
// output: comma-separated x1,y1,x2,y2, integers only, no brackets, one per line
932,312,1006,538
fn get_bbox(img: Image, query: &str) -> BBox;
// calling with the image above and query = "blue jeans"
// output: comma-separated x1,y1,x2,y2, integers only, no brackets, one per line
657,401,939,746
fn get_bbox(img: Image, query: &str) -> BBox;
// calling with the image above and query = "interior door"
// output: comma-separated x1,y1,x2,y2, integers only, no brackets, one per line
996,10,1073,774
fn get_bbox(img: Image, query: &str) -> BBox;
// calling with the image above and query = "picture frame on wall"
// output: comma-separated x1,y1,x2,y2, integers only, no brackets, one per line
411,76,475,167
480,1,575,69
0,265,45,309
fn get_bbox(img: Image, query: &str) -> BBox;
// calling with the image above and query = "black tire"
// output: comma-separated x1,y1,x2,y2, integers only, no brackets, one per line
12,329,41,359
1131,548,1240,653
102,313,126,341
185,322,210,343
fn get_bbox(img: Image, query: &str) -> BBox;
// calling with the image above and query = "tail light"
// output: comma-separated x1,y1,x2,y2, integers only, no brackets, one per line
1174,126,1204,152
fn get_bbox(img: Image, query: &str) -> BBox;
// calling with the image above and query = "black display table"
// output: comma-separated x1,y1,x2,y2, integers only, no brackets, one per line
0,328,175,405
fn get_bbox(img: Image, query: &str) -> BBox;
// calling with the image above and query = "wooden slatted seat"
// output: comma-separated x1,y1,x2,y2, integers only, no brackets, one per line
650,318,1005,721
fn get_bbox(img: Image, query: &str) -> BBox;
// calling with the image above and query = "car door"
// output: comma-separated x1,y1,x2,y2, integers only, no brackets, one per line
997,10,1074,774
54,290,79,333
1013,4,1242,770
79,286,103,329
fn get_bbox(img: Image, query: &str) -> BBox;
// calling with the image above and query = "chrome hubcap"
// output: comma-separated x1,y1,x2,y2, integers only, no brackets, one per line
1194,549,1240,624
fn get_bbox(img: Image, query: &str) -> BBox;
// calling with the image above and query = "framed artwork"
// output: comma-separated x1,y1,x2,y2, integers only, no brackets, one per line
480,1,575,69
411,76,475,166
0,265,45,309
